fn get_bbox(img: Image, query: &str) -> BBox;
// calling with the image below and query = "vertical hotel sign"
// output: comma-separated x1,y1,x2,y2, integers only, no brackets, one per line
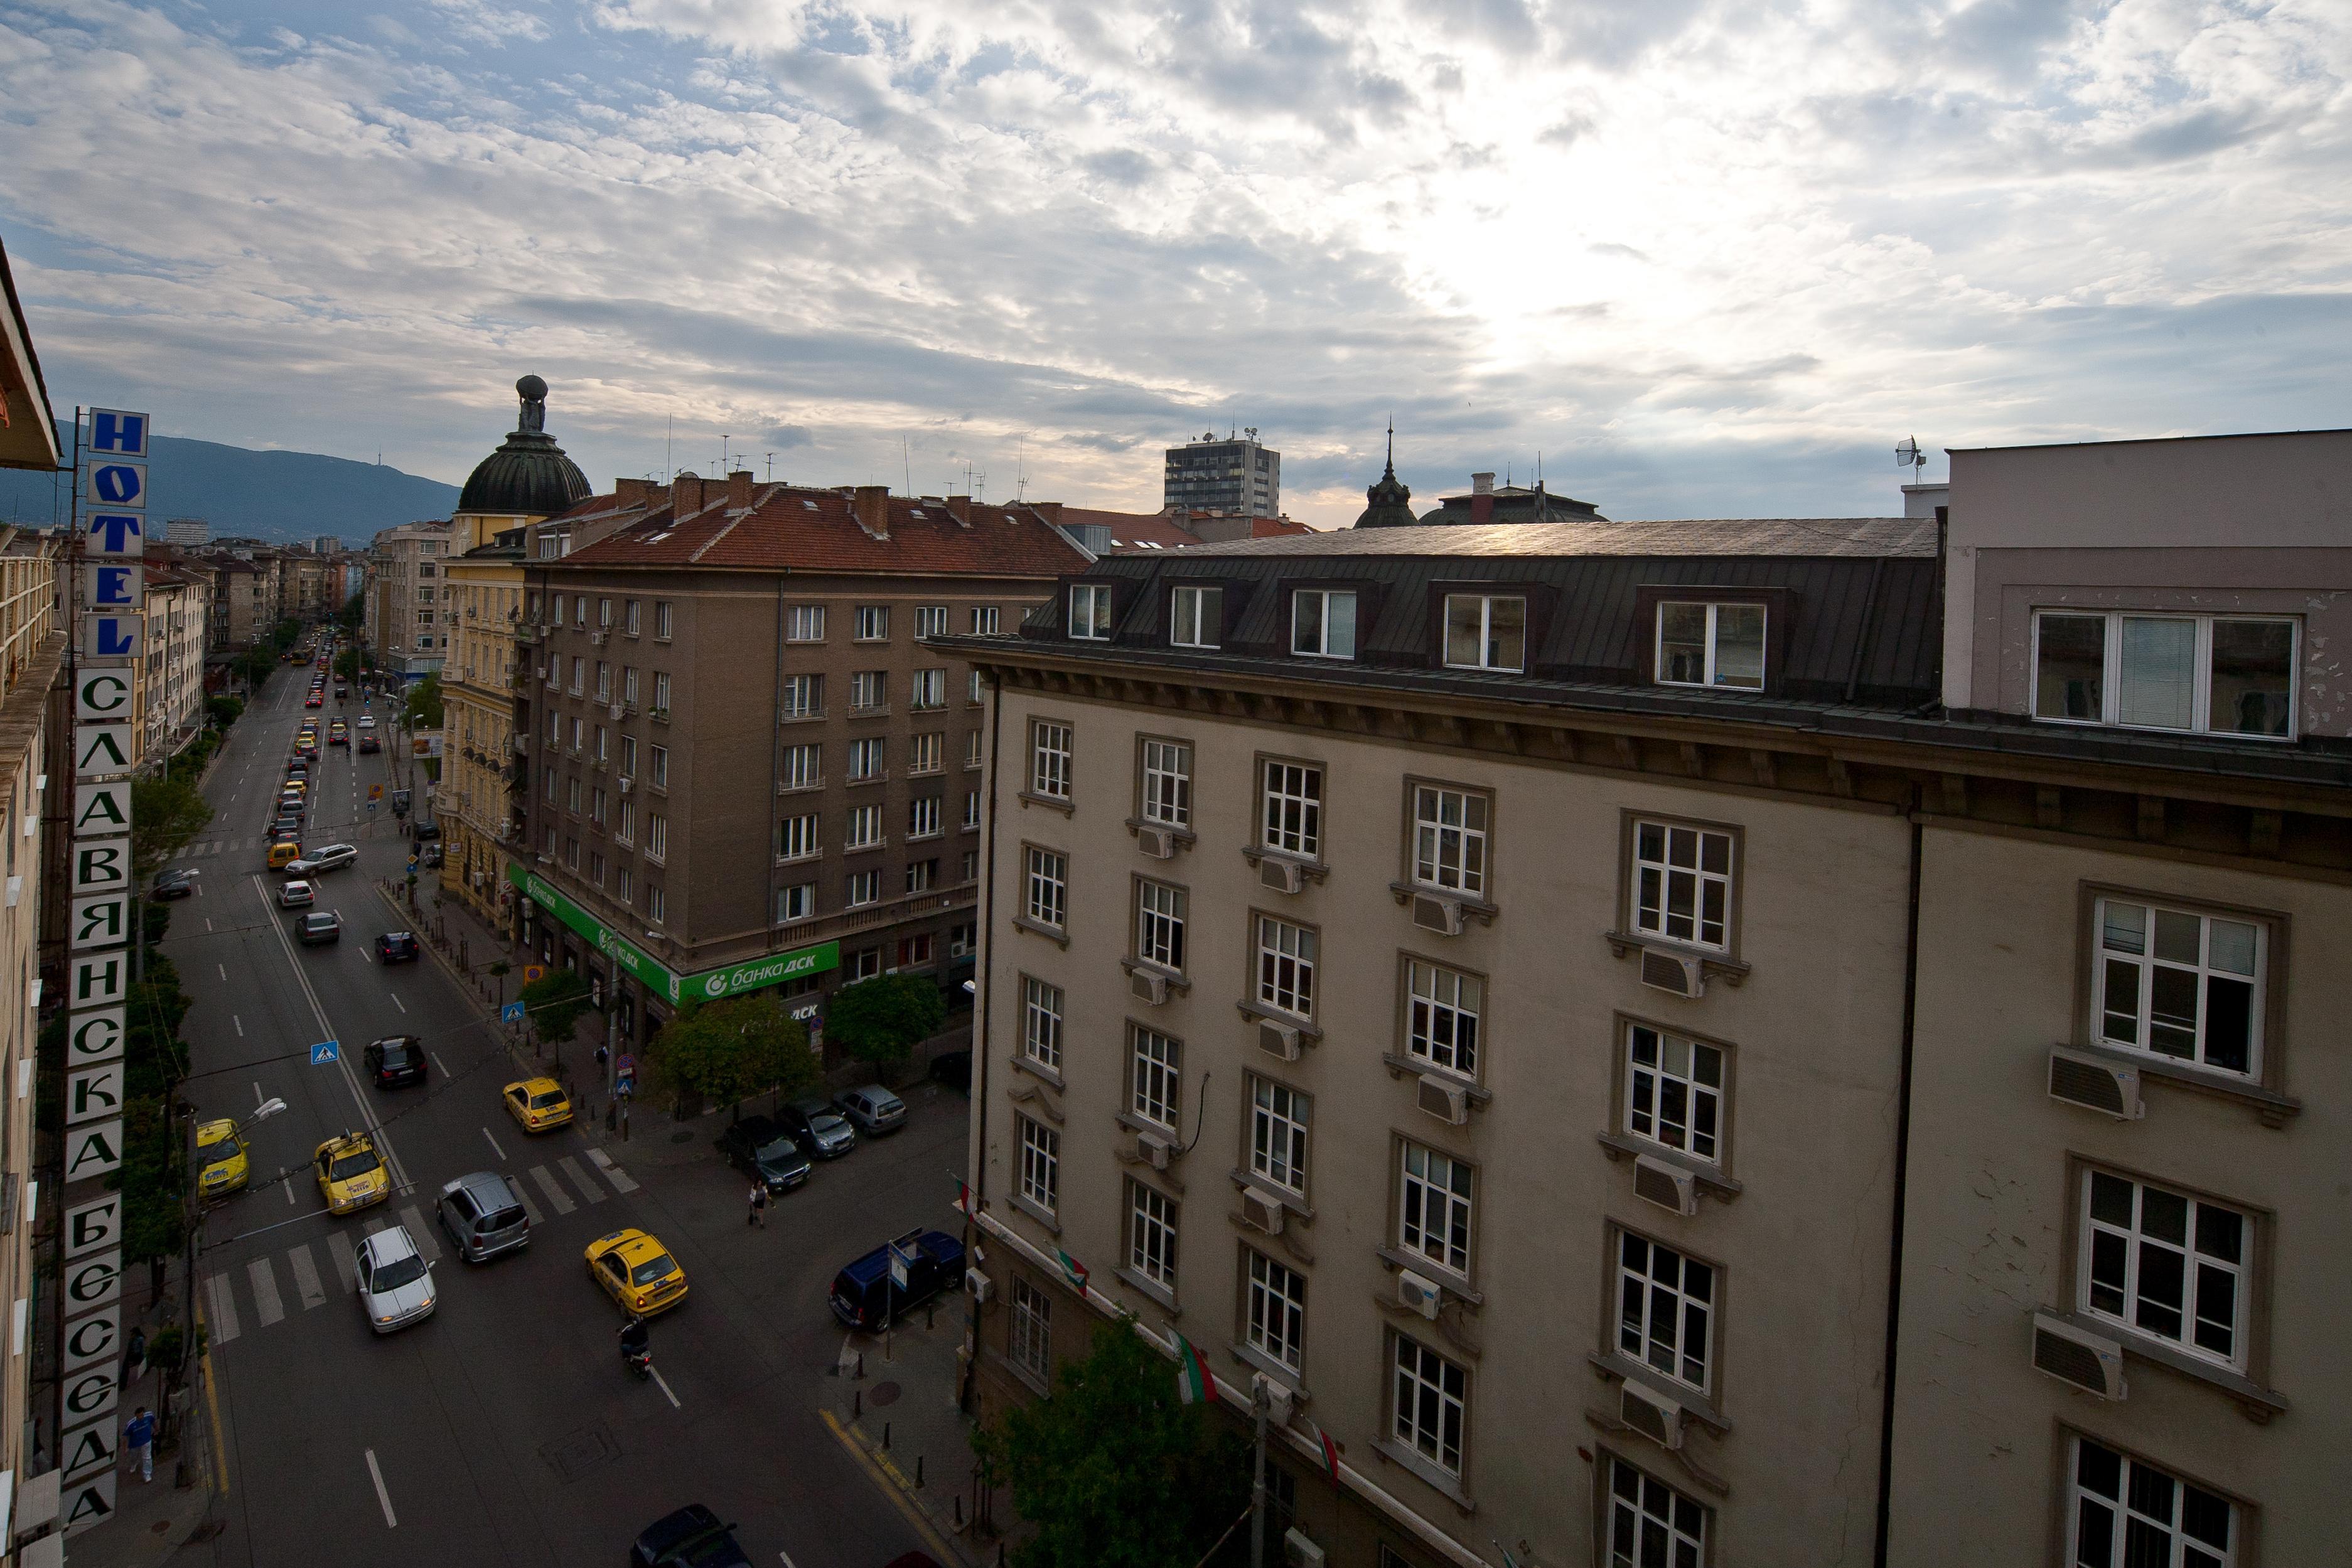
58,408,147,1537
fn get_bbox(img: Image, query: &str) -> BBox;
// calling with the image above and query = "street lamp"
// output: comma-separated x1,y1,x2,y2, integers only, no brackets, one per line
240,1098,287,1130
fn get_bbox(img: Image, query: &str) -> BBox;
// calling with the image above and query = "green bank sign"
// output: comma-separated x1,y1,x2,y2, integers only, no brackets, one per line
507,863,838,1006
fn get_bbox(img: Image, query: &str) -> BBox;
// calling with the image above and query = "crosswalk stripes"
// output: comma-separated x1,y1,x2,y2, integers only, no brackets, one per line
528,1164,576,1216
586,1148,639,1193
287,1243,326,1310
208,1273,241,1345
326,1230,358,1294
556,1156,608,1206
400,1206,440,1262
513,1181,545,1228
248,1257,285,1327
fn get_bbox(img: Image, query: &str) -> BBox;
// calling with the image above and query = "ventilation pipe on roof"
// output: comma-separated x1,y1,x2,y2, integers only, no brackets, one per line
852,485,891,540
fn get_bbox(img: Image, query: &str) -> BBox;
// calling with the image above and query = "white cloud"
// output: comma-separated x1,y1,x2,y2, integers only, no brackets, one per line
0,0,2345,526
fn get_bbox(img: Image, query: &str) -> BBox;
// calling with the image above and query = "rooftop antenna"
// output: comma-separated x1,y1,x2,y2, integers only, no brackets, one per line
903,436,913,497
1016,435,1028,502
1896,436,1926,481
665,414,673,483
765,452,776,482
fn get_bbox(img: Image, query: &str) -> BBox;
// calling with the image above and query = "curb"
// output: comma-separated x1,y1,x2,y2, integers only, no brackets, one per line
821,1408,984,1568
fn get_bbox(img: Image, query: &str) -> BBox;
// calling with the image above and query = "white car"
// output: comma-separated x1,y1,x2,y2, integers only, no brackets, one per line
286,844,358,876
356,1226,437,1334
278,879,315,908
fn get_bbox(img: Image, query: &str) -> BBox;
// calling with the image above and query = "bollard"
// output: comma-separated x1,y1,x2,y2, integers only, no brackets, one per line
882,1420,891,1451
853,1388,862,1418
925,1299,935,1330
854,1352,864,1380
953,1498,962,1527
915,1456,923,1488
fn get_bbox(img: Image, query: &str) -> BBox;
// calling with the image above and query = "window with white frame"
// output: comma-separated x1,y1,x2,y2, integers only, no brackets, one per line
653,601,672,639
783,673,822,718
1249,1077,1308,1195
1292,589,1357,659
1405,959,1480,1078
1136,879,1188,972
1018,1115,1060,1213
970,606,1000,635
1009,1275,1052,1383
2083,1169,2247,1368
649,744,668,787
647,884,666,923
1130,1182,1178,1291
1139,739,1191,828
1606,1459,1709,1568
550,593,565,625
1261,761,1322,859
1625,1024,1724,1164
782,743,821,791
621,734,638,775
847,867,881,906
617,867,632,904
572,596,586,627
1132,1026,1179,1129
776,813,820,862
591,787,607,825
846,803,883,849
653,671,671,711
2066,1436,2235,1568
969,669,986,705
544,768,558,803
1030,720,1072,799
1022,977,1063,1071
848,737,886,781
1442,593,1526,672
777,882,815,923
905,859,936,894
1631,819,1732,951
595,661,611,702
966,729,984,768
1255,915,1316,1018
915,604,947,639
625,599,641,636
847,947,881,981
1400,1142,1472,1278
1390,1334,1466,1476
1169,584,1223,649
624,666,640,704
1024,846,1067,929
2093,898,2263,1077
1070,583,1113,640
850,670,886,711
787,604,825,642
1616,1231,1715,1393
1657,601,1766,690
909,797,941,839
1411,784,1489,897
909,733,943,775
963,791,981,830
854,604,890,642
646,812,668,861
616,802,635,844
2036,610,2296,739
567,777,583,814
569,656,584,695
911,668,947,709
1245,1249,1305,1372
961,849,979,881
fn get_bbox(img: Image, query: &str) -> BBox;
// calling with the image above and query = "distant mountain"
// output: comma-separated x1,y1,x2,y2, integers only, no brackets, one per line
0,421,459,545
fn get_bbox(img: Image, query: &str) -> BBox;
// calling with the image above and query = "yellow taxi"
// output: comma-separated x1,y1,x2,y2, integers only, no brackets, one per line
266,839,303,871
313,1130,390,1215
584,1228,688,1316
196,1119,249,1198
502,1077,572,1132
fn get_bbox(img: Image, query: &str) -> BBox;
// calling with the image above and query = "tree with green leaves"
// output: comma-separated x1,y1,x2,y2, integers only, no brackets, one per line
403,671,444,729
651,994,818,1117
118,1094,186,1302
974,1317,1252,1568
130,774,213,881
337,591,364,630
237,648,276,690
271,618,301,650
825,974,946,1069
519,967,594,1047
205,694,244,728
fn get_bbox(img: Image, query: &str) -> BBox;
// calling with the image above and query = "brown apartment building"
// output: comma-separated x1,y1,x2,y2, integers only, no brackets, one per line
941,428,2351,1568
514,472,1091,1048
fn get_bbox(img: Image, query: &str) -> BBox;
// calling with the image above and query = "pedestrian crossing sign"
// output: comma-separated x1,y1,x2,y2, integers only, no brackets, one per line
501,1002,525,1024
309,1040,339,1065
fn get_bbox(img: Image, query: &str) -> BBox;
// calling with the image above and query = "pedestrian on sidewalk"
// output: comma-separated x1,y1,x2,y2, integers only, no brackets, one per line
747,1181,768,1228
124,1407,155,1483
122,1324,146,1388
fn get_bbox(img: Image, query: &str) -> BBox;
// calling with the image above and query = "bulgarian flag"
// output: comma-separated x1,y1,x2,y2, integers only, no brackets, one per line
1053,1247,1089,1294
1173,1332,1218,1405
953,1179,977,1218
1306,1417,1343,1485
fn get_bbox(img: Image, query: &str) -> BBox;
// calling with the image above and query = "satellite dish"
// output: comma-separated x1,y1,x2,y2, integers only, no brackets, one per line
1896,437,1925,473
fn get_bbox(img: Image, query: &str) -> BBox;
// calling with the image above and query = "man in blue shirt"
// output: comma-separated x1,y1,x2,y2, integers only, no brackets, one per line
124,1407,156,1483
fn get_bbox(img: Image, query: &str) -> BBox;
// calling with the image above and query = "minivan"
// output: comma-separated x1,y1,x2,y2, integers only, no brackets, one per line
834,1085,906,1135
828,1228,964,1329
438,1171,530,1261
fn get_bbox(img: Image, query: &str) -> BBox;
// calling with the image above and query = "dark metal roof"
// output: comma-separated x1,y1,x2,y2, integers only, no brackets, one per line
458,377,591,517
1170,517,1935,559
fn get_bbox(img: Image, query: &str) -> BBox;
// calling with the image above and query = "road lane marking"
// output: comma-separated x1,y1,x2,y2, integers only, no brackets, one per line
400,1206,439,1262
649,1366,681,1409
513,1182,544,1227
527,1164,575,1215
247,1257,285,1326
430,1051,448,1075
586,1148,640,1193
207,1273,240,1344
326,1231,358,1293
287,1244,326,1310
218,964,227,980
781,1555,798,1568
252,874,409,1191
557,1155,608,1206
254,1083,266,1109
390,994,405,1014
285,1176,296,1205
205,917,213,932
365,1449,397,1528
234,1015,244,1037
480,1127,506,1163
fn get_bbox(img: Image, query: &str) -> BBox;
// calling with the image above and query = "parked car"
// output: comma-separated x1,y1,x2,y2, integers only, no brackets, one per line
277,879,315,909
298,911,342,945
411,817,441,842
716,1115,810,1195
355,1225,436,1334
286,844,358,876
630,1506,751,1568
781,1098,856,1159
829,1228,964,1330
375,930,420,962
833,1085,906,1135
150,869,194,900
438,1171,530,1262
365,1035,427,1089
926,1050,972,1093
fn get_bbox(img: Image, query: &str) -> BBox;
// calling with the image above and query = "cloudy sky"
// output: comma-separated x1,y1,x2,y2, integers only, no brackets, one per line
3,0,2346,527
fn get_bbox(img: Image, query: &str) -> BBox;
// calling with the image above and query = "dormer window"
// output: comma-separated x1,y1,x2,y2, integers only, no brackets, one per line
1657,603,1764,690
1292,589,1356,659
1442,593,1525,672
1070,584,1114,641
1169,585,1222,649
2034,612,2296,739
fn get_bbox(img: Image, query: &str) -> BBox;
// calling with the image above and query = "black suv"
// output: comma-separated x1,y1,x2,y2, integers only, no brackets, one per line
715,1115,810,1195
365,1036,427,1089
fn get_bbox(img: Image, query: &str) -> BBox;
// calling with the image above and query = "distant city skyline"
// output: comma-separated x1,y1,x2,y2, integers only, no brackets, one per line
3,2,2346,529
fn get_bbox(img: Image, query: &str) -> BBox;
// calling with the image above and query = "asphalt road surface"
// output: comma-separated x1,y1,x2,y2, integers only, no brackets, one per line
162,660,970,1568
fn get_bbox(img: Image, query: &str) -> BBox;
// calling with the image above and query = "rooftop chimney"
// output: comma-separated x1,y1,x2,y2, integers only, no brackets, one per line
852,485,891,540
1471,472,1495,495
672,473,706,515
615,478,648,508
1027,501,1063,524
947,495,973,525
728,470,755,510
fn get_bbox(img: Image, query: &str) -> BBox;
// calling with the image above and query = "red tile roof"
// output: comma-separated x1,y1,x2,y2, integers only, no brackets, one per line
1058,507,1201,550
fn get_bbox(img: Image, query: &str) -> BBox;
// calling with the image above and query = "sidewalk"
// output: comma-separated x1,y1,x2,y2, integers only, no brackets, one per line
68,1267,227,1567
824,1296,1004,1567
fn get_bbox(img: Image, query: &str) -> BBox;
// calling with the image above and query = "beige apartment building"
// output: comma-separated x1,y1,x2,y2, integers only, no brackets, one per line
513,473,1087,1048
136,561,210,763
203,556,267,652
365,520,454,677
947,428,2352,1568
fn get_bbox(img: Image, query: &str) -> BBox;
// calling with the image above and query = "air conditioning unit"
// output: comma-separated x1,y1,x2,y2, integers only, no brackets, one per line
1255,1373,1296,1426
1633,1154,1700,1216
1136,827,1174,859
513,734,528,754
2048,1048,2145,1121
1260,857,1303,894
1282,1528,1325,1568
1138,1131,1173,1170
1130,969,1169,1006
1240,1189,1284,1235
1410,894,1465,936
619,776,633,795
2031,1313,2127,1400
589,631,607,647
1258,1021,1301,1061
1416,1076,1469,1125
1639,948,1707,999
608,703,626,721
1619,1381,1685,1451
965,1268,993,1305
1396,1270,1442,1319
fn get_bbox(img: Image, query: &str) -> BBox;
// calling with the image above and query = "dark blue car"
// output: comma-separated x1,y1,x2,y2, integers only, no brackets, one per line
829,1228,965,1330
630,1504,751,1568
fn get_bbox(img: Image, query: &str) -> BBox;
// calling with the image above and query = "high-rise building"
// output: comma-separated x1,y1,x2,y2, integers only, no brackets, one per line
1163,430,1279,517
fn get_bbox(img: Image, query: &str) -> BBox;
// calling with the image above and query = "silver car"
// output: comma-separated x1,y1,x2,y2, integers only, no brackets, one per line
356,1225,437,1333
438,1171,530,1262
287,844,358,876
834,1085,906,1135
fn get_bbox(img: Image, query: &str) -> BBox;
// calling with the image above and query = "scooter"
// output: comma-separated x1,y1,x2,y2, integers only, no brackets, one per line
620,1321,652,1380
